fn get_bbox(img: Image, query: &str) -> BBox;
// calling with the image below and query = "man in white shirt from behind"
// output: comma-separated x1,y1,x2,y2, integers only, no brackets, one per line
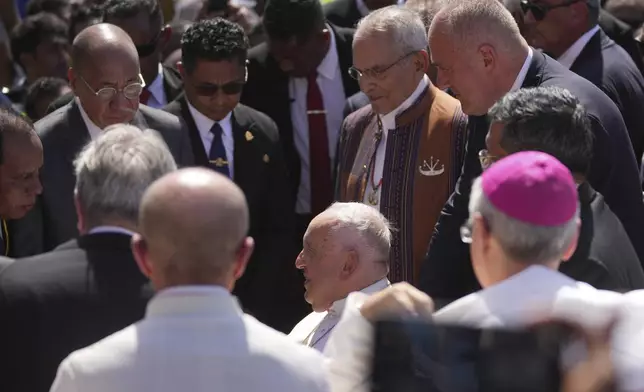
289,202,391,351
50,168,329,392
324,152,628,392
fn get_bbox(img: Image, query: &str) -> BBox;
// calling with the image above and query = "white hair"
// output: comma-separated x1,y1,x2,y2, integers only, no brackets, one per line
430,0,524,54
355,6,428,56
468,177,579,264
321,202,392,264
74,124,178,228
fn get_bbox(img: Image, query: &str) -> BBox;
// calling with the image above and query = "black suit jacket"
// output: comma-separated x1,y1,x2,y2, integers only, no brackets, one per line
598,9,644,75
241,24,360,202
45,65,184,114
323,0,362,29
560,182,644,291
571,29,644,167
164,97,306,332
9,100,194,257
419,50,644,301
0,232,153,392
0,256,12,273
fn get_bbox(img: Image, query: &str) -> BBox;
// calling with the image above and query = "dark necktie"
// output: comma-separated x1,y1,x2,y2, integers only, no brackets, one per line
139,88,151,105
307,72,332,215
208,123,230,178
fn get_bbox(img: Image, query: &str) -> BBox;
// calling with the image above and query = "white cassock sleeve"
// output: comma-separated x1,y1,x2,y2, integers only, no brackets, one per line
49,356,79,392
323,292,375,392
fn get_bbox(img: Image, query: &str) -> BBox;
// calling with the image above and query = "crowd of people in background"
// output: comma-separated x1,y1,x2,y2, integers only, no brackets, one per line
1,0,644,390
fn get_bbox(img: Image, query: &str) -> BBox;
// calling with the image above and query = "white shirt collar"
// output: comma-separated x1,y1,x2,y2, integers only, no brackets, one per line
510,47,534,92
186,99,233,141
317,24,339,80
557,25,601,69
76,97,104,140
380,74,429,131
88,225,137,237
328,278,391,316
147,63,166,105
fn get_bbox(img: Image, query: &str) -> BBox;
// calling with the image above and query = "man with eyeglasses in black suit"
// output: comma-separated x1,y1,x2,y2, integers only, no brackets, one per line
164,18,305,334
9,23,194,257
47,0,184,113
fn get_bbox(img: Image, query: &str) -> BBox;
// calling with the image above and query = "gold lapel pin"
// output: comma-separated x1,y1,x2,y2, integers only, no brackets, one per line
245,131,254,142
263,154,270,163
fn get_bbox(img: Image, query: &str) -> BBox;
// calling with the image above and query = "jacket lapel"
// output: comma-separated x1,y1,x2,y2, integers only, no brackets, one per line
162,66,184,103
330,24,360,97
570,29,603,73
177,97,210,167
231,106,258,193
63,101,92,166
521,48,547,89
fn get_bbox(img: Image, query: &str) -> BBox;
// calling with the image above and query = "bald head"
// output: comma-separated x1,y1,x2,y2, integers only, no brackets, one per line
139,168,250,287
71,23,139,71
430,0,525,54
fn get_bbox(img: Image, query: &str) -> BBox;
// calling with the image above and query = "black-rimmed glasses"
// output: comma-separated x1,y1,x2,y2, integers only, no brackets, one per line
78,74,146,101
519,0,583,21
348,51,417,81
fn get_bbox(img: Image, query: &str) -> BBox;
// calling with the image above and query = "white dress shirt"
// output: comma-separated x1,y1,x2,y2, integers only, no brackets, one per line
187,101,235,179
510,47,534,92
88,225,137,237
558,25,601,69
145,63,168,109
290,26,346,214
362,75,429,209
323,266,633,392
50,285,330,392
289,278,390,352
77,97,103,140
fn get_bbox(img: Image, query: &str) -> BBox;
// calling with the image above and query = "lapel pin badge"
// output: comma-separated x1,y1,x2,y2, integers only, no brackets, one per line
245,131,254,142
263,154,270,163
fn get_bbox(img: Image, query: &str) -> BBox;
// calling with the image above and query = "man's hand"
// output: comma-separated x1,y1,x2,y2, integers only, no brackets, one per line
360,282,435,322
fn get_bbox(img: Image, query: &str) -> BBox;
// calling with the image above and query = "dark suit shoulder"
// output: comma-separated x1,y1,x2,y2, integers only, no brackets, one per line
34,103,77,145
248,43,271,67
163,98,182,117
139,104,182,129
0,240,84,296
236,103,280,141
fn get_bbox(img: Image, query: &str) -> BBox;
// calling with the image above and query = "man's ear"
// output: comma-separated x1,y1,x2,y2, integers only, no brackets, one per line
74,192,84,234
561,218,581,262
160,25,172,49
232,236,255,281
131,233,153,279
68,67,78,95
177,61,185,79
340,249,359,279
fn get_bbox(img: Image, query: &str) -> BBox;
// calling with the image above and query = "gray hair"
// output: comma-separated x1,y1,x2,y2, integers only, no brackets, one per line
431,0,524,54
322,202,392,265
355,6,428,57
74,124,178,228
468,177,579,264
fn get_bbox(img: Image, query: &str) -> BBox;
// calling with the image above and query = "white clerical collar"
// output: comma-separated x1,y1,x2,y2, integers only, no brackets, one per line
76,97,103,140
380,74,429,132
557,25,601,69
88,225,137,236
510,47,534,92
328,278,391,316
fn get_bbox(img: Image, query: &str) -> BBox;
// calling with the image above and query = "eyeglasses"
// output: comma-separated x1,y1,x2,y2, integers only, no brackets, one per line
135,31,162,57
193,80,246,96
460,220,473,244
478,149,501,170
348,51,417,81
78,74,146,101
519,0,583,21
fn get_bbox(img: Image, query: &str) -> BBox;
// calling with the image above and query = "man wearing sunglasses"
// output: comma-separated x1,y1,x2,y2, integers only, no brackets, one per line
519,0,644,170
9,23,194,257
420,0,644,304
164,19,304,334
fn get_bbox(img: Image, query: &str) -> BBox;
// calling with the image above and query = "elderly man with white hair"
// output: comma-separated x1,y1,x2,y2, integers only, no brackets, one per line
289,202,391,351
323,151,632,392
335,5,467,286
